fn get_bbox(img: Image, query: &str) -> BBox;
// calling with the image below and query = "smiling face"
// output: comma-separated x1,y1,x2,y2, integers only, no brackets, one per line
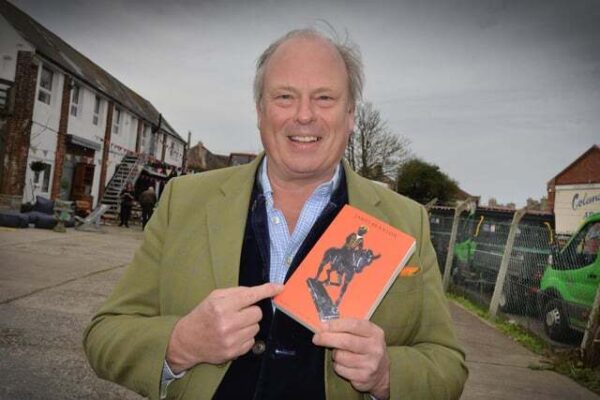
257,36,355,185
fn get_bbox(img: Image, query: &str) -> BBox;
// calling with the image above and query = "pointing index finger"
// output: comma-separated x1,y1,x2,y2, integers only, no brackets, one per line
233,283,284,310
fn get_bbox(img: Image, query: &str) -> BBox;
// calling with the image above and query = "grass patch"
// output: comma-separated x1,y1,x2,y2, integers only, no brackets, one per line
552,350,600,394
448,293,600,395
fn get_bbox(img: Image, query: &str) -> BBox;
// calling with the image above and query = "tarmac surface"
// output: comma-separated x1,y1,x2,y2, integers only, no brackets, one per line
0,225,598,399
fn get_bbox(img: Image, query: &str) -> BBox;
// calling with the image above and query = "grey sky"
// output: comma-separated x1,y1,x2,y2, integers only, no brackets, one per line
11,0,600,206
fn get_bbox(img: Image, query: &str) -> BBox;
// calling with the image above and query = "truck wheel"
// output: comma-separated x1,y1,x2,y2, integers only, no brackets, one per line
543,298,571,341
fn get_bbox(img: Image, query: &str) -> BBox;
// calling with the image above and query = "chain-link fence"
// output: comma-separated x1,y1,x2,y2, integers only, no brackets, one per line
430,206,598,349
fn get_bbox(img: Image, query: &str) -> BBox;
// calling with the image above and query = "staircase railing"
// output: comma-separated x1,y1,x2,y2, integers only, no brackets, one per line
123,152,147,187
99,153,143,206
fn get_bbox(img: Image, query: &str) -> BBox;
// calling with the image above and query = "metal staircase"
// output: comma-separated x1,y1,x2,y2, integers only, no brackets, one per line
100,153,146,221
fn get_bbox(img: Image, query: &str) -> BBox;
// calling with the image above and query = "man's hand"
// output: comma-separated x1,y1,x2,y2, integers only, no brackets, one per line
312,319,390,400
166,283,283,373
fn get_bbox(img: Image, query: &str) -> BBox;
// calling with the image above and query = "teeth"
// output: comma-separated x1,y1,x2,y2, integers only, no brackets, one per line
290,136,319,143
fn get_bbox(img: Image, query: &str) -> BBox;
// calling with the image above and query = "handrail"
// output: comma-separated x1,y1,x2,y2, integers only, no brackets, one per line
99,153,145,206
123,152,147,187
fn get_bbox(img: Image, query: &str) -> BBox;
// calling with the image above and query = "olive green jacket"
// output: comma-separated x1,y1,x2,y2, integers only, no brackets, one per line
83,156,467,400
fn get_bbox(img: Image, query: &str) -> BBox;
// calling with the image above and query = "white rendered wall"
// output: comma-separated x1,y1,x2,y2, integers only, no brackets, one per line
67,84,107,144
0,14,34,82
23,61,64,203
153,131,162,160
109,108,137,154
163,135,184,168
139,123,151,154
103,108,138,191
67,84,106,207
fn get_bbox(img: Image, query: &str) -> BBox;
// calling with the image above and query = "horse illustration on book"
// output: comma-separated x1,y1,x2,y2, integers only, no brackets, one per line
307,226,381,321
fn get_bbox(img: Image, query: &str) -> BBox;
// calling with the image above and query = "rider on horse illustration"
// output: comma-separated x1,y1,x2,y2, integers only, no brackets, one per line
313,226,381,307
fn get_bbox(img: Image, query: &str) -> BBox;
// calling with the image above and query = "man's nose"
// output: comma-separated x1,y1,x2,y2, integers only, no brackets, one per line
295,97,316,124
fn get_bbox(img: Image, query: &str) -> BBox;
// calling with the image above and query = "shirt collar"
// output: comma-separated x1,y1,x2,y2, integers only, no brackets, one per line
258,156,341,201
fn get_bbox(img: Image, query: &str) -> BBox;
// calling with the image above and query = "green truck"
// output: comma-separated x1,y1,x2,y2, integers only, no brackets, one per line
539,212,600,341
444,210,554,314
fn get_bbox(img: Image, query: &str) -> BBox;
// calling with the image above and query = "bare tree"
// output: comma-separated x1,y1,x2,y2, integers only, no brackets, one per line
345,102,410,181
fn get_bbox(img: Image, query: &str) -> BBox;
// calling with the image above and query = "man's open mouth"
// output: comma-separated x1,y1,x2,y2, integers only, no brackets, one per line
289,136,320,143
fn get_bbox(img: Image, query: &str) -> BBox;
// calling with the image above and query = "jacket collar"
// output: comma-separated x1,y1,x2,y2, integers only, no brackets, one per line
343,159,390,225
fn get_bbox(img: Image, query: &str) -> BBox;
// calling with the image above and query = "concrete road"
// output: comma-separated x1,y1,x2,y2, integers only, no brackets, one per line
0,226,598,399
0,226,143,400
453,302,598,399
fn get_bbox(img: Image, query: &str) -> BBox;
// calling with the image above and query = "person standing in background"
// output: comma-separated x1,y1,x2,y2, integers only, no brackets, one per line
118,182,135,228
139,186,157,229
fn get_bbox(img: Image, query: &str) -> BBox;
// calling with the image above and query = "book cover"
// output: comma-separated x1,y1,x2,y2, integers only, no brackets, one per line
273,204,416,332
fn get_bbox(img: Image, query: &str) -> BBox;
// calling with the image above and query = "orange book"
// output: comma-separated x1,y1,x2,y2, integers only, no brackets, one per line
273,204,416,332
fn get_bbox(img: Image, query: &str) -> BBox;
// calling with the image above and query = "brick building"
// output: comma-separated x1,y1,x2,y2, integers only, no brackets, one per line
0,0,186,208
547,144,600,234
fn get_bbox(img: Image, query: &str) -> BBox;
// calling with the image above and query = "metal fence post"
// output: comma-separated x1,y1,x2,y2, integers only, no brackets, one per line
582,285,600,368
424,197,438,212
442,198,474,292
489,207,527,318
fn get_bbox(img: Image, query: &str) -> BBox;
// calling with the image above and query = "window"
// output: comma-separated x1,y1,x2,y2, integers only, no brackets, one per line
577,222,600,265
33,162,52,192
557,222,600,269
37,66,53,105
70,84,80,116
93,95,101,125
112,108,121,134
141,125,149,149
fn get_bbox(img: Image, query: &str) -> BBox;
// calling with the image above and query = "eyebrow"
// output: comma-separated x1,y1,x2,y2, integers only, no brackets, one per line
269,86,337,94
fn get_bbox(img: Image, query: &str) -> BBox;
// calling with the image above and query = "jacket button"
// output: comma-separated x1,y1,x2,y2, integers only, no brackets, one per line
252,340,266,355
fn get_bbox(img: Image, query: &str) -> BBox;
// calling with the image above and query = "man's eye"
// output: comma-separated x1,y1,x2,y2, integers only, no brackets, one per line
316,95,335,105
316,95,336,103
277,94,293,100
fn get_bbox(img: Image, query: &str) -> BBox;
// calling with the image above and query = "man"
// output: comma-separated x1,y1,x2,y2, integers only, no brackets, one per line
118,182,135,228
139,186,157,229
84,29,467,400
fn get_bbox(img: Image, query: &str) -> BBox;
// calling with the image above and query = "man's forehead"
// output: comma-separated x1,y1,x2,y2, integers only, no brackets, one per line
263,36,348,86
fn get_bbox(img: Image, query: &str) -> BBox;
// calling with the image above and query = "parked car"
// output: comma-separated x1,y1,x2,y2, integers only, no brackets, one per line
539,212,600,341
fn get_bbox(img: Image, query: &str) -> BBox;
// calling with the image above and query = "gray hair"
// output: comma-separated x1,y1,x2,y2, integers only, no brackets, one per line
253,28,364,111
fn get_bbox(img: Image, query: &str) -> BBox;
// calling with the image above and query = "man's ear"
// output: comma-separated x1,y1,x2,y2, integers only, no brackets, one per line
256,104,262,128
347,105,355,133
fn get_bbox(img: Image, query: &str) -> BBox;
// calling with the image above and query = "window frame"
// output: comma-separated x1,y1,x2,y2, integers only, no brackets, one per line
112,108,121,134
70,84,81,117
41,163,51,192
37,66,54,105
92,95,101,125
32,162,52,192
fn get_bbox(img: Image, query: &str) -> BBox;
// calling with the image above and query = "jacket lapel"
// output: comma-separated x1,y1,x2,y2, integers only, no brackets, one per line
343,160,390,225
206,155,263,289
